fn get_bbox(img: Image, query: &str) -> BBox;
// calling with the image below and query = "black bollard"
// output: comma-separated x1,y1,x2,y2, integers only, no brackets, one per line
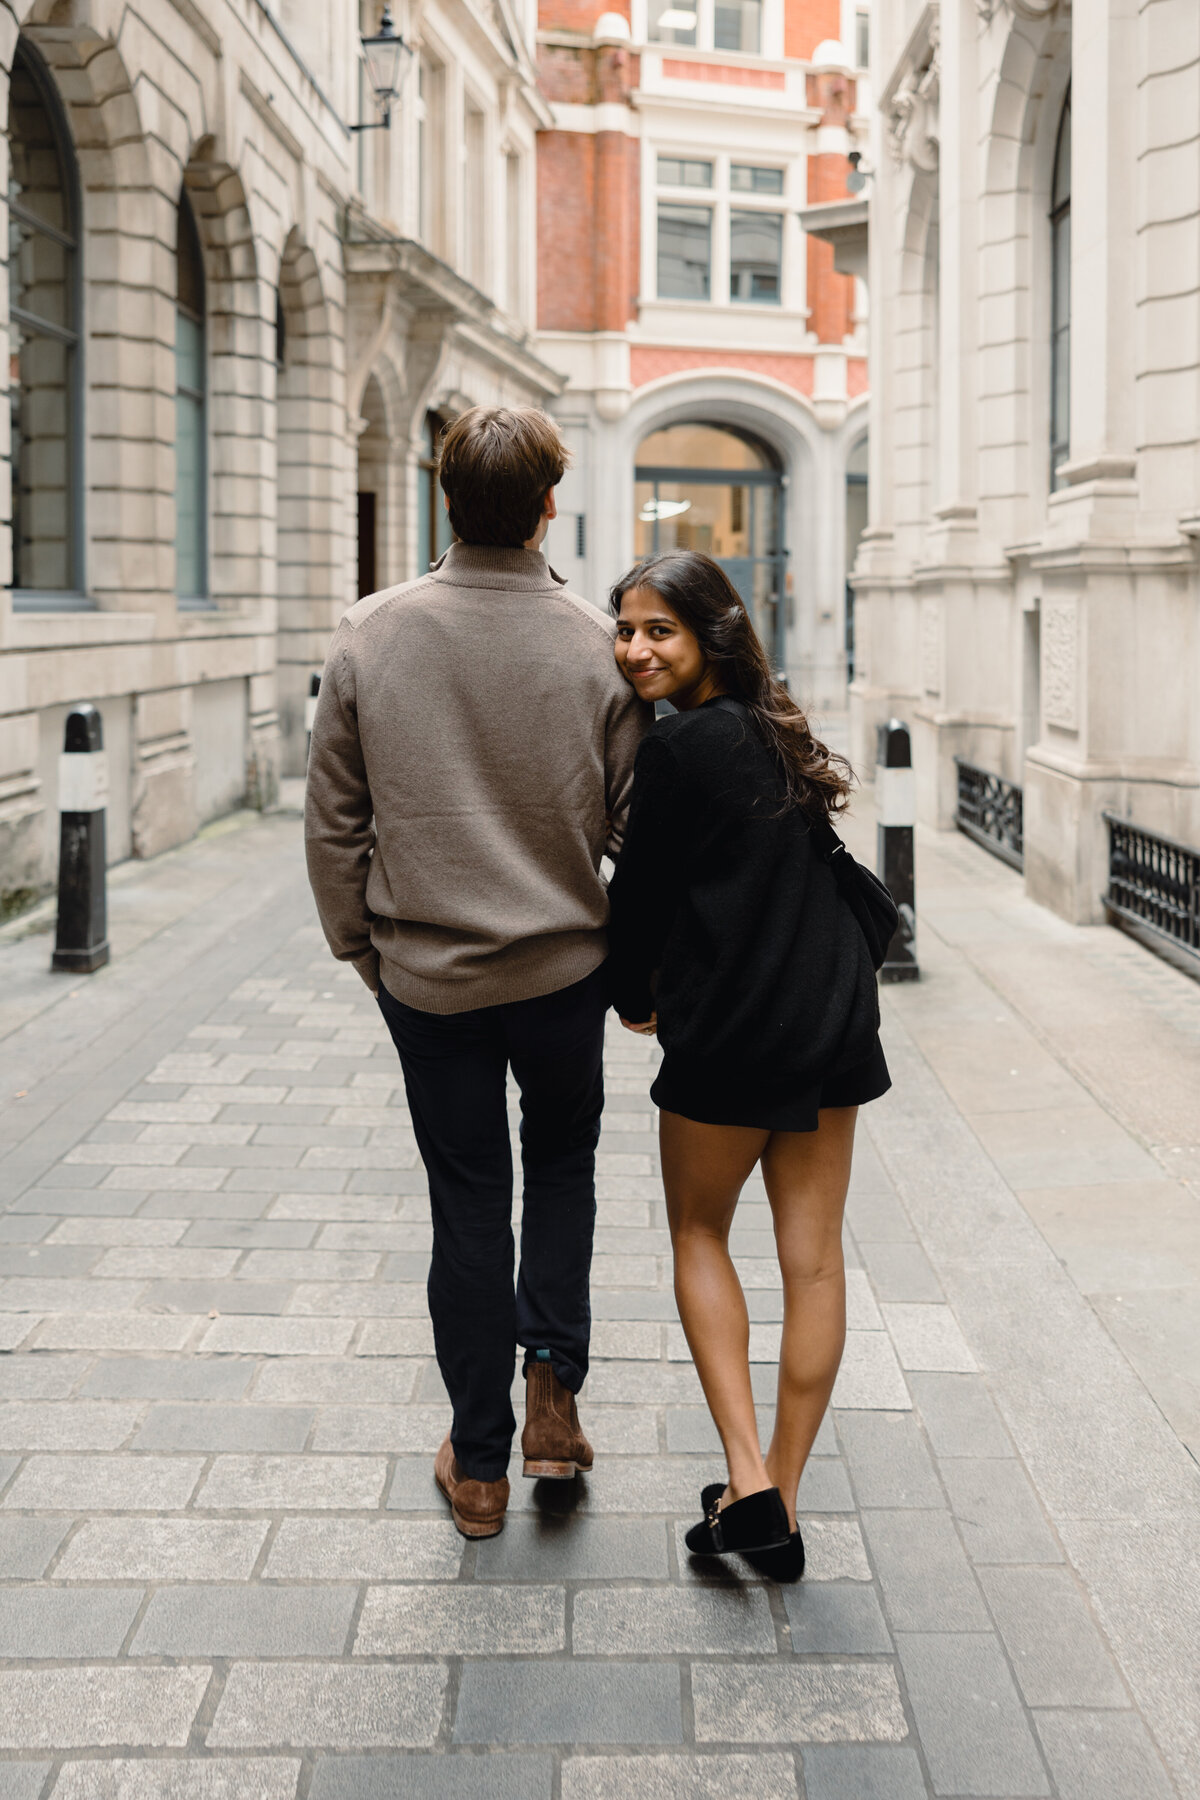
876,718,918,982
305,672,321,761
52,703,110,974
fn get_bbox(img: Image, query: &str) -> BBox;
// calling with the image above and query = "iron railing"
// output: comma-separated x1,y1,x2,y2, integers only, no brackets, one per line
954,758,1024,871
1104,814,1200,974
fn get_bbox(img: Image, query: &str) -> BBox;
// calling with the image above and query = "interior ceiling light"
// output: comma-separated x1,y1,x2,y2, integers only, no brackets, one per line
656,9,698,28
639,498,692,521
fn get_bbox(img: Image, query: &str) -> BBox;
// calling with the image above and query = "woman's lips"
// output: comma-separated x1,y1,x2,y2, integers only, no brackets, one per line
630,668,664,680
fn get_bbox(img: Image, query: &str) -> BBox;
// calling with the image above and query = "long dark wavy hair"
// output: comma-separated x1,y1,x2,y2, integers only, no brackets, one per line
611,549,853,819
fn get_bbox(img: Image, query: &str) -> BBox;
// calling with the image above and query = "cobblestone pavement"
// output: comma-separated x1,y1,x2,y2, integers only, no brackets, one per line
1,807,1198,1799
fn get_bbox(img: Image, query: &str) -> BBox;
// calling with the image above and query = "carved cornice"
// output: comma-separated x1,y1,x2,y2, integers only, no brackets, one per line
881,4,939,173
977,0,1064,21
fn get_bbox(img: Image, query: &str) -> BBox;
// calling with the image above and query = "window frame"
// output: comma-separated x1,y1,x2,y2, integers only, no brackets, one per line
175,186,210,609
8,36,88,612
653,151,789,308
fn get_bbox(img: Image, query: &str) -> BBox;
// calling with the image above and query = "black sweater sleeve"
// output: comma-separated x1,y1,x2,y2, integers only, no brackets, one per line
605,732,689,1023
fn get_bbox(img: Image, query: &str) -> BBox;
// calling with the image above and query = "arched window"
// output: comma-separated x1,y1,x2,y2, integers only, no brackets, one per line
8,39,81,602
175,189,207,603
1050,90,1071,489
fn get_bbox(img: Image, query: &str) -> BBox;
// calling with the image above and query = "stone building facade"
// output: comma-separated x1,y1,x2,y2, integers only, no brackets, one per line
856,0,1200,922
534,0,874,707
0,0,561,906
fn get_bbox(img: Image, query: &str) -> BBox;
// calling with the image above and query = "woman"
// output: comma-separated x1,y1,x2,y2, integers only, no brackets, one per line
606,550,890,1579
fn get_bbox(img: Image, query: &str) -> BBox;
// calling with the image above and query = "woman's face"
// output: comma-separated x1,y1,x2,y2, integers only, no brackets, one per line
615,584,715,709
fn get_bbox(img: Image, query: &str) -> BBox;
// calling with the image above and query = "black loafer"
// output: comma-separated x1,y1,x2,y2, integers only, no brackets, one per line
744,1529,806,1583
684,1484,790,1556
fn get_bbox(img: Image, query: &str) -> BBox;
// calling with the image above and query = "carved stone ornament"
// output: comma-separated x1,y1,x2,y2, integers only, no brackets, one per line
1043,599,1078,730
976,0,1061,20
884,6,940,173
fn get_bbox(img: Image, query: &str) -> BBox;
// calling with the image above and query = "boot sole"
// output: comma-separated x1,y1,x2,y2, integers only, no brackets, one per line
522,1457,593,1480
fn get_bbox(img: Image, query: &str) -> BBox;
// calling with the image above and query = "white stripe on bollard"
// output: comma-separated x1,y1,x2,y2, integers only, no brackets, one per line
876,763,915,829
58,749,109,814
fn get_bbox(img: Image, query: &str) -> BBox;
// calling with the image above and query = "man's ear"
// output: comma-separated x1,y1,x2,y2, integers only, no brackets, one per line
544,488,558,522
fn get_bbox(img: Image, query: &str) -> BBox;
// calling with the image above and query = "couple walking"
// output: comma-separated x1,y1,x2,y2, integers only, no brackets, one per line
305,406,889,1580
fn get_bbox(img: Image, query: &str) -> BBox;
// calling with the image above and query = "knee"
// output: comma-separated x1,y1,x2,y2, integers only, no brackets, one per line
777,1239,844,1287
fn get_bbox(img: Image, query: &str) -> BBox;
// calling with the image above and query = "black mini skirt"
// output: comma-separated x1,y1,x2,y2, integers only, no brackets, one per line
649,1036,891,1132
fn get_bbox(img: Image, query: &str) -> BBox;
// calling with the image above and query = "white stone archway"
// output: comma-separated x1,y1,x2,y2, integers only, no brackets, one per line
594,372,852,708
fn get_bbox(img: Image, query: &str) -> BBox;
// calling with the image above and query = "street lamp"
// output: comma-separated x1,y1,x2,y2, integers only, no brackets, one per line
353,6,413,132
846,150,871,195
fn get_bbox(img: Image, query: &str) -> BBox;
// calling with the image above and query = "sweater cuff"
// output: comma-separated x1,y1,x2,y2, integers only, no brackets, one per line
609,970,656,1025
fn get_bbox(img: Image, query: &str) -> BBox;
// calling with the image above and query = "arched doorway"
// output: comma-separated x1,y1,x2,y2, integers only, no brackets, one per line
634,422,786,670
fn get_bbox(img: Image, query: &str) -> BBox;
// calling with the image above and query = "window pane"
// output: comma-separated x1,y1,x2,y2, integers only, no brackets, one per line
657,156,713,188
11,322,72,590
730,210,782,304
657,204,711,300
177,192,205,317
714,0,761,53
176,310,204,396
8,45,78,594
856,8,870,68
730,164,783,194
1052,94,1071,211
637,422,772,470
7,54,72,238
175,389,205,598
647,0,697,45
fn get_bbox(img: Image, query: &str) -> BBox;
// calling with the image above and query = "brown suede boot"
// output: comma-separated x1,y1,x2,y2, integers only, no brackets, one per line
434,1435,509,1538
522,1362,594,1479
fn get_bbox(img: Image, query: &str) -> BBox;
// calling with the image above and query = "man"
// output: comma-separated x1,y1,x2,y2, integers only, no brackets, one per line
305,406,648,1537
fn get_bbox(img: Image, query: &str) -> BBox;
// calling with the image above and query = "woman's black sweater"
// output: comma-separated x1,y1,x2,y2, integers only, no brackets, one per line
606,698,879,1089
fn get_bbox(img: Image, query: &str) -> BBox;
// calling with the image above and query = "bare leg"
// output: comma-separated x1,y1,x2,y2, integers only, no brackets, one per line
760,1107,858,1528
659,1110,774,1503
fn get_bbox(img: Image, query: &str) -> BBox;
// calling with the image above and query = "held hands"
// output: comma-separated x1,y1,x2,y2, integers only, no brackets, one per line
620,1013,658,1037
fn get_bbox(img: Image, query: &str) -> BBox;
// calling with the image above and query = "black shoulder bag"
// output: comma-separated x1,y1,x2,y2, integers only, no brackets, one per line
809,815,899,972
709,697,899,971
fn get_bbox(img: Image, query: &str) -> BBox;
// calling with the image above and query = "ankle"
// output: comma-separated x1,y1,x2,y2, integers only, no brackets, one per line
723,1472,774,1507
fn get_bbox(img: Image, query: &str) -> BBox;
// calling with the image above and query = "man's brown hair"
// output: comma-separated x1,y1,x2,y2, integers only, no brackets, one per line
438,406,568,548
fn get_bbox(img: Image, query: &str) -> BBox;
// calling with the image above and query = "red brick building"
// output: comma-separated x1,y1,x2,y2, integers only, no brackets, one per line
535,0,871,706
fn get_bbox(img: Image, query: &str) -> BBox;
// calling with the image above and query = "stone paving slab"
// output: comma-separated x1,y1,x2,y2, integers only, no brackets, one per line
0,810,1195,1797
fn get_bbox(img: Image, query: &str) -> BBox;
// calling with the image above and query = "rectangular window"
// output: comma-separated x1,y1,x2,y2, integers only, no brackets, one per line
713,0,761,53
856,8,870,69
657,156,713,188
730,164,784,194
730,210,782,304
647,0,698,45
658,203,711,300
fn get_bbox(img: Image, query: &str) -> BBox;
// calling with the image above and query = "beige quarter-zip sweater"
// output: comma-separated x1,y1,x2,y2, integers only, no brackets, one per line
304,543,650,1013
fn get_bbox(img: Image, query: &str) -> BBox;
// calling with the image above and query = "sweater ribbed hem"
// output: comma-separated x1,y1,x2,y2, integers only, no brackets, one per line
378,932,608,1016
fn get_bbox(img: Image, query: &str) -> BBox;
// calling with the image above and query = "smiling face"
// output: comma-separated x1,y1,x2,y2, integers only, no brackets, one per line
614,584,722,710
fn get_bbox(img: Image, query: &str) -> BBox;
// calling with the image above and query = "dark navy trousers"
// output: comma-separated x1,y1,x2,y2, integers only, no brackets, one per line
377,964,607,1481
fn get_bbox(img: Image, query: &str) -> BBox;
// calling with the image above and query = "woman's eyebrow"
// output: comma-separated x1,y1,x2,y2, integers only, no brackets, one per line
621,613,676,626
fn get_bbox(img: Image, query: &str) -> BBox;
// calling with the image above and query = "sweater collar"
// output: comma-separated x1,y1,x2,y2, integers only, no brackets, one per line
430,543,566,592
